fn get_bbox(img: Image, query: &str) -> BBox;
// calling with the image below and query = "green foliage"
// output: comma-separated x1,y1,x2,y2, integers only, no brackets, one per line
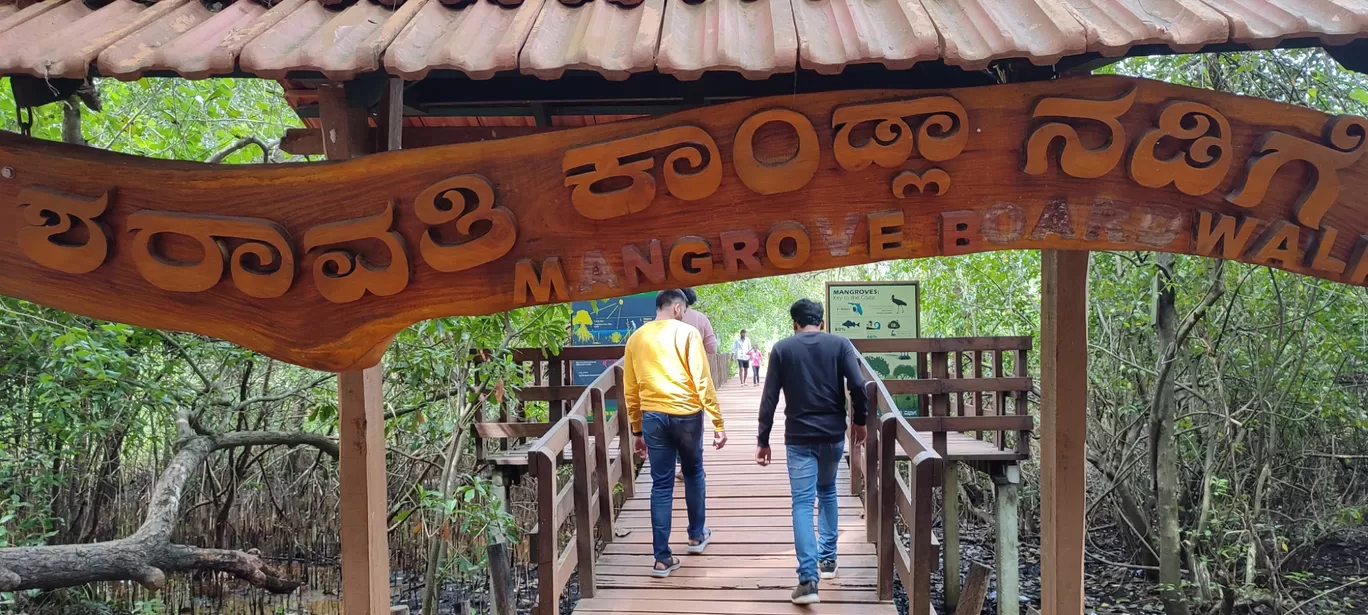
0,77,303,161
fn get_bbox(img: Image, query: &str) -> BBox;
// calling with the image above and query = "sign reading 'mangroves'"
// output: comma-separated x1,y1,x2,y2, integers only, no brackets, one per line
1,75,1364,371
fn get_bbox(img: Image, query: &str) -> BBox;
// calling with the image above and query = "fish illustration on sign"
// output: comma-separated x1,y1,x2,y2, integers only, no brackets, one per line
841,320,859,329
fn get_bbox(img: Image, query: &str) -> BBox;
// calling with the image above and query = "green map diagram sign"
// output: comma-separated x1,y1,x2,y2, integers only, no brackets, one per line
825,281,921,414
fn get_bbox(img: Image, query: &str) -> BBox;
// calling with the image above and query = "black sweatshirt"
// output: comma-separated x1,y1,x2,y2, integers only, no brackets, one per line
757,331,869,448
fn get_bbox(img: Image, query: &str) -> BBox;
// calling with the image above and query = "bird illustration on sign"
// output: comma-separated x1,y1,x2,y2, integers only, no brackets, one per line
891,295,907,313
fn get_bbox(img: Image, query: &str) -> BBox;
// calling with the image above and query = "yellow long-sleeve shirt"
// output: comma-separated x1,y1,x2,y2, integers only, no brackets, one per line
623,319,724,434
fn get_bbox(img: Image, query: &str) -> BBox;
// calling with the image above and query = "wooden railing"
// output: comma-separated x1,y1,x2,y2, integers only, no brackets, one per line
708,351,736,386
851,337,1034,458
526,358,634,615
474,346,625,467
852,354,941,611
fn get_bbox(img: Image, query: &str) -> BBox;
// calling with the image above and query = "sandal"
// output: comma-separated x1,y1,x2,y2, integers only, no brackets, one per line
652,557,681,578
687,528,713,554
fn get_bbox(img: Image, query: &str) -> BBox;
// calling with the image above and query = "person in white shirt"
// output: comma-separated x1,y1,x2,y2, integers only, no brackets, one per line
733,330,754,384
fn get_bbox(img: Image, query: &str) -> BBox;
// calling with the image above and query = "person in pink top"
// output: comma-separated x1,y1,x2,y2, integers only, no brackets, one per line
748,345,763,386
679,288,718,354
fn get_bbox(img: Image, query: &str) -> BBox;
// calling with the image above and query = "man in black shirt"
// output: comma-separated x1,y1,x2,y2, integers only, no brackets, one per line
756,298,869,604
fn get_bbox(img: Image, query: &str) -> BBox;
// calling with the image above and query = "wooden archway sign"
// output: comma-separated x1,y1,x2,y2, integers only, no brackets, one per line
1,75,1365,371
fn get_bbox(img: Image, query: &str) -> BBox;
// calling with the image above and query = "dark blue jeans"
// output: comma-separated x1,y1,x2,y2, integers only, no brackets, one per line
642,411,707,563
787,440,845,583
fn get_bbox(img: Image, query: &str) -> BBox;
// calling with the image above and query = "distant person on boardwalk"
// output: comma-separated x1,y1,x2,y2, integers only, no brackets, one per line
624,289,727,577
679,287,718,354
748,345,763,386
733,329,754,384
755,298,868,604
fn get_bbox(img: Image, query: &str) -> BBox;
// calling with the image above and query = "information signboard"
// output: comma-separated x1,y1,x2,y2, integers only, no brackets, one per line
569,293,655,388
825,281,921,414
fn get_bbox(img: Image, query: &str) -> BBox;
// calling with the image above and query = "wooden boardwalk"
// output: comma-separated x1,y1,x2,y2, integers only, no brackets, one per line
577,381,898,615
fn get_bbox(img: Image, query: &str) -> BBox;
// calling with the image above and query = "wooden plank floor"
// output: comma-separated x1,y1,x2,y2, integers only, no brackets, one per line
584,381,898,615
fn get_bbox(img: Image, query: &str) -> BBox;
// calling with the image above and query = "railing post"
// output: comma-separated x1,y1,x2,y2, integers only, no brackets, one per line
877,414,896,601
864,382,880,538
590,389,614,541
910,455,939,615
569,416,595,598
531,449,557,615
613,365,634,499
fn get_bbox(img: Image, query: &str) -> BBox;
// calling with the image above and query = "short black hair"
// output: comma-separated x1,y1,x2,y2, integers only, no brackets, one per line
790,298,824,327
656,289,688,310
680,287,698,306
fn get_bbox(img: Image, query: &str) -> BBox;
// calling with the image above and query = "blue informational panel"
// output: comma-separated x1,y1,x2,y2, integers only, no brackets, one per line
570,293,655,391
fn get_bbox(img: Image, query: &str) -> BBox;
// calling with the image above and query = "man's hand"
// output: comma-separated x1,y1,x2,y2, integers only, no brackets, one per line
713,430,728,450
851,424,868,446
633,434,647,459
756,446,771,466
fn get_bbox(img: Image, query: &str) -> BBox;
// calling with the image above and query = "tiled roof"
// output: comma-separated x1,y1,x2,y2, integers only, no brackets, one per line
0,0,1365,82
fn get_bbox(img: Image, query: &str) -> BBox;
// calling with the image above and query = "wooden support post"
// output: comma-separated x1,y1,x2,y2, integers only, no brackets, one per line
338,367,391,615
613,365,635,498
955,563,992,615
317,83,369,161
324,79,395,615
864,383,881,540
944,460,961,610
1040,250,1088,615
487,541,516,615
377,78,403,152
590,390,614,541
569,417,596,597
994,465,1022,615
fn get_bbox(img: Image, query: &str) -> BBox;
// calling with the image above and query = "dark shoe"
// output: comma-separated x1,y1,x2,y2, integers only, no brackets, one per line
819,560,837,579
791,580,820,604
651,557,681,578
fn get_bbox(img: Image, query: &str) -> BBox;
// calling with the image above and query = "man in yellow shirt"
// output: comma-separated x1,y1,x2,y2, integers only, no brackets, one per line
624,289,727,577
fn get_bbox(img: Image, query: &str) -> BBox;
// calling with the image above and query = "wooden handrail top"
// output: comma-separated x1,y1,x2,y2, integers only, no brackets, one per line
509,346,625,362
904,415,1033,433
850,336,1031,353
880,412,941,463
881,377,1033,395
527,415,576,463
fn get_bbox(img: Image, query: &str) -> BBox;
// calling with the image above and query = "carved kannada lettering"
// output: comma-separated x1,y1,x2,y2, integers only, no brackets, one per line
1024,88,1137,179
1129,101,1232,196
302,202,409,304
415,174,517,272
892,169,950,197
831,96,968,171
733,109,820,195
563,127,721,219
127,211,293,298
16,186,111,274
1225,115,1368,229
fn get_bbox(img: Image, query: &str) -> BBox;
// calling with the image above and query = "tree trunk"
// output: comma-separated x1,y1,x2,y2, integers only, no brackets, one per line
421,423,470,615
0,429,336,593
1152,253,1191,615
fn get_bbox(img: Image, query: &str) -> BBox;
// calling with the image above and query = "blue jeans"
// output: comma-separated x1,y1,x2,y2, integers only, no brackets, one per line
642,411,706,563
787,440,845,583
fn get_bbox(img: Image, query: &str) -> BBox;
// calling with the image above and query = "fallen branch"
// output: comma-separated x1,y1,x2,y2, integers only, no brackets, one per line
0,429,334,593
